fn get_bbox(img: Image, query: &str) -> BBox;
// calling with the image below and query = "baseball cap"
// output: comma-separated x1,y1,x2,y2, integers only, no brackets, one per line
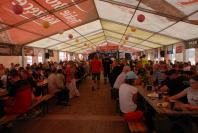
126,71,138,80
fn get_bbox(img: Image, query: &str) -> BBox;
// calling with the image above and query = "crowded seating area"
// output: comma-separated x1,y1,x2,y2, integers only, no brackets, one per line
0,0,198,133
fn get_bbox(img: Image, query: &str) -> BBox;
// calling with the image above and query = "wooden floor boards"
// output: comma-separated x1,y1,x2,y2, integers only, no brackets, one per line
11,77,129,133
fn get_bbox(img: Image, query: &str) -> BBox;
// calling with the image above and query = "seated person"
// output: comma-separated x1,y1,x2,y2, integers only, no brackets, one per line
119,71,138,114
167,75,198,133
113,66,131,99
160,69,189,103
4,69,32,114
168,75,198,110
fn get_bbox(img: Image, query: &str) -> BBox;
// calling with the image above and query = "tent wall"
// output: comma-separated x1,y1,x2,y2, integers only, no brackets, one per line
0,56,22,68
196,48,198,63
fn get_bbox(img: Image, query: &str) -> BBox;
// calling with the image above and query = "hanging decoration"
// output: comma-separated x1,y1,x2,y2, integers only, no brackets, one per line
125,36,129,40
42,21,50,29
75,39,79,43
13,4,23,14
68,34,73,39
131,27,136,32
137,14,145,22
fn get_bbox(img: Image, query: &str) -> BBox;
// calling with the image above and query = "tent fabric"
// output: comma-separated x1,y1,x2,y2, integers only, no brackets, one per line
0,0,197,53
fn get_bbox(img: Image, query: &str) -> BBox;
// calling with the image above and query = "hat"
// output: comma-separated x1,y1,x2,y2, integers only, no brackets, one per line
126,71,138,80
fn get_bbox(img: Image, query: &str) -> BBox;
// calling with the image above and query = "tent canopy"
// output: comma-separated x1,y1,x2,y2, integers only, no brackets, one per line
0,0,197,53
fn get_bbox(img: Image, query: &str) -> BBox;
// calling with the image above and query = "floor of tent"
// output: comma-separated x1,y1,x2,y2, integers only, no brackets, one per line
11,76,129,133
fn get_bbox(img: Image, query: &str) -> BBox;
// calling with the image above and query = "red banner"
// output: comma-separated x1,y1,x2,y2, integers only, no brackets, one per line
0,0,98,45
97,45,118,51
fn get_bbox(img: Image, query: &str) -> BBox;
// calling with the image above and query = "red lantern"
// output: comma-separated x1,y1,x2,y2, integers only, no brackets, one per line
68,34,73,39
42,21,50,29
137,14,145,22
125,36,129,40
13,4,23,14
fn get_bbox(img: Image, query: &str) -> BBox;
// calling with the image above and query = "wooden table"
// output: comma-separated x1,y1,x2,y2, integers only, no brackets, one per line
37,79,48,95
37,79,48,87
137,86,198,116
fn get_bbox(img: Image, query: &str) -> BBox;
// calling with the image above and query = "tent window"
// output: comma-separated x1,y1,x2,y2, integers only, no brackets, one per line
186,48,195,65
38,54,43,63
27,56,32,65
59,52,65,61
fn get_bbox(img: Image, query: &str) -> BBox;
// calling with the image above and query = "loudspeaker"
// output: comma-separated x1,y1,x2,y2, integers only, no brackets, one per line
160,51,165,57
125,53,131,60
45,53,49,59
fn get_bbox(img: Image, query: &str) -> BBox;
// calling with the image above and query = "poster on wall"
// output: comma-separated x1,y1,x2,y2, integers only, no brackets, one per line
154,48,158,58
167,45,173,54
24,47,34,56
176,46,183,53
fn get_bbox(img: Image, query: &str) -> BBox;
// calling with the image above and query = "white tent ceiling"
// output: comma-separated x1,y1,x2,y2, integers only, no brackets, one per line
0,0,197,53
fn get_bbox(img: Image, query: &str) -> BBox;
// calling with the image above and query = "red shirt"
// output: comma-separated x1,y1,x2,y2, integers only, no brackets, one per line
90,59,102,73
5,87,32,114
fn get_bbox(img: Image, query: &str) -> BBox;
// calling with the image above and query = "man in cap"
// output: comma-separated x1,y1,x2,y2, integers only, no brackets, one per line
119,71,138,114
112,66,131,99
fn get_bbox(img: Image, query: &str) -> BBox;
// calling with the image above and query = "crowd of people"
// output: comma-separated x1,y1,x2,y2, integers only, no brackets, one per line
0,61,89,116
0,54,198,132
105,55,198,133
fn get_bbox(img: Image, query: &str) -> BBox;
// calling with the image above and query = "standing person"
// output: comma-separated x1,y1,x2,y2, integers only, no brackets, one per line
102,55,112,84
56,69,70,106
65,62,80,98
90,55,102,90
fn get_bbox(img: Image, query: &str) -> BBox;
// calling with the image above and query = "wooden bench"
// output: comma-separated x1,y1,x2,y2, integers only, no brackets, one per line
128,121,147,133
0,94,54,126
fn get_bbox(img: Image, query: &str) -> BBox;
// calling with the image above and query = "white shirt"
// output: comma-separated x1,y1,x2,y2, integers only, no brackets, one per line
48,73,59,94
113,72,126,89
119,83,138,113
184,87,198,105
1,75,7,88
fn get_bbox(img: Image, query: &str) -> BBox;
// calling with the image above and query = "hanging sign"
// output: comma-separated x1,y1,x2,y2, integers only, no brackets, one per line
97,45,118,52
185,38,198,49
24,47,34,56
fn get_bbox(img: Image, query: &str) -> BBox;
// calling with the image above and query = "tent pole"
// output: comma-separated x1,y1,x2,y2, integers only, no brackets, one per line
22,46,25,68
